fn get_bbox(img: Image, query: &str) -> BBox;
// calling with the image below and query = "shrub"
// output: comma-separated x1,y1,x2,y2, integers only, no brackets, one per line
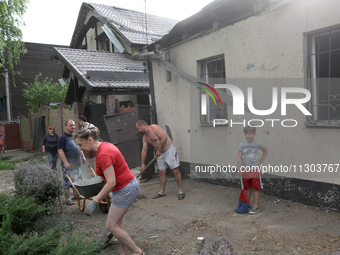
13,161,63,207
4,227,62,255
0,161,16,170
1,195,45,235
50,231,101,255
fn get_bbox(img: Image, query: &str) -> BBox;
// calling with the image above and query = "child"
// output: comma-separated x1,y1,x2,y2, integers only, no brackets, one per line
0,133,5,153
237,126,268,214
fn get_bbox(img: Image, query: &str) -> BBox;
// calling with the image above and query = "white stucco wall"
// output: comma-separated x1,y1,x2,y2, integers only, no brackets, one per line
152,0,340,183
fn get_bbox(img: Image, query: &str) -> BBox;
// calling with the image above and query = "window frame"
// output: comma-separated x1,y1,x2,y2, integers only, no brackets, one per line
198,56,227,126
305,26,340,128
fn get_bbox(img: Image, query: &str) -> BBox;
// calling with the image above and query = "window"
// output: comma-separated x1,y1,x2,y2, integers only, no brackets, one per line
199,56,227,124
96,33,111,52
307,28,340,123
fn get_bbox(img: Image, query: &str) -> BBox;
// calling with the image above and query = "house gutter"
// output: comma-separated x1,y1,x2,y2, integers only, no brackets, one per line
132,52,250,112
3,69,11,123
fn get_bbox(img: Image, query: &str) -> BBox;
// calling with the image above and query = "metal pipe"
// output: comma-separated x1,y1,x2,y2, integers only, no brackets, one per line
4,69,11,123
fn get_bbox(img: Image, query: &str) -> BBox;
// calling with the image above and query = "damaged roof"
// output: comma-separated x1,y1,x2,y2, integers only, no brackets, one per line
71,2,179,47
152,0,270,49
53,47,149,91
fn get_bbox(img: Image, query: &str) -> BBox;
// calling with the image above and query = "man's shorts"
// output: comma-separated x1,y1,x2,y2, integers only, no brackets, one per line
242,168,263,190
0,145,4,148
157,146,180,170
62,167,83,189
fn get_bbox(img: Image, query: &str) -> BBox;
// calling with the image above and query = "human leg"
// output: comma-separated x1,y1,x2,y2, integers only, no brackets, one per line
249,177,261,214
158,169,167,195
253,189,260,208
61,167,73,203
46,152,54,169
52,152,58,170
171,167,184,194
106,206,142,255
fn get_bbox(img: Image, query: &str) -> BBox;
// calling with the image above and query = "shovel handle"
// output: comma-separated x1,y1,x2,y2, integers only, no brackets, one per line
240,174,244,190
88,165,97,177
136,155,158,179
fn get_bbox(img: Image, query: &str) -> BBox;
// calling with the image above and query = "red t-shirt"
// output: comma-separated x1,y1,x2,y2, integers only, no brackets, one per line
96,142,134,191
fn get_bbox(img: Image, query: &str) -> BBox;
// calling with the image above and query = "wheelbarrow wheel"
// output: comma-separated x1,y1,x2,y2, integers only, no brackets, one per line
99,195,111,213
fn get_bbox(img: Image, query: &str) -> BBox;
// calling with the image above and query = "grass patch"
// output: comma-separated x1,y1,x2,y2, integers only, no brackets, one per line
0,162,16,170
0,153,47,171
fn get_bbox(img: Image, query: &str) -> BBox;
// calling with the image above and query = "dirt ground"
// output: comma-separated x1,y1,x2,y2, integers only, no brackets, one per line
1,151,340,254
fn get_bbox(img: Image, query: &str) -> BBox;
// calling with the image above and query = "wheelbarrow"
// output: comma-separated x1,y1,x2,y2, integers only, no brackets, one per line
65,165,111,213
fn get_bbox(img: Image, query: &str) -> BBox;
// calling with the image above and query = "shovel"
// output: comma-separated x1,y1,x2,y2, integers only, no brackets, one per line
136,155,158,179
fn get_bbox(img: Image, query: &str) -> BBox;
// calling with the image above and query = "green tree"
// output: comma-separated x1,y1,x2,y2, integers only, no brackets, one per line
0,0,29,85
22,73,68,112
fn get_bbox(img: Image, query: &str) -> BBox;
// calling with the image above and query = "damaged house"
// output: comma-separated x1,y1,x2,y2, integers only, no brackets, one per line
54,2,177,170
139,0,340,210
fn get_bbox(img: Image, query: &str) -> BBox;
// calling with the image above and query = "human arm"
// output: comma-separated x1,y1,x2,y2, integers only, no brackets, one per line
58,149,70,170
259,146,268,164
237,151,242,177
140,136,148,173
42,135,46,153
84,165,116,216
152,125,168,157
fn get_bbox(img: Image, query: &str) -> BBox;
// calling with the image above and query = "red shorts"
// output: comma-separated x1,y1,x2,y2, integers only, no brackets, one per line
243,177,262,190
242,168,262,190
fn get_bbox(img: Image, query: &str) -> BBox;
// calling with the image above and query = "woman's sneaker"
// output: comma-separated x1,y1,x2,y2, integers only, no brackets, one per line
249,206,260,214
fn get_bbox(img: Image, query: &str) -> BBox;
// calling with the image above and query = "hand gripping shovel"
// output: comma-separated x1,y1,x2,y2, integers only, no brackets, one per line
235,175,250,214
136,155,158,179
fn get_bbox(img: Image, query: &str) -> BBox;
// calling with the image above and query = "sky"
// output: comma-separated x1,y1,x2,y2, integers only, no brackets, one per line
21,0,214,46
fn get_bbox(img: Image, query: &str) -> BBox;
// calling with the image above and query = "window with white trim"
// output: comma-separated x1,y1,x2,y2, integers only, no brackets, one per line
307,28,340,124
199,56,227,124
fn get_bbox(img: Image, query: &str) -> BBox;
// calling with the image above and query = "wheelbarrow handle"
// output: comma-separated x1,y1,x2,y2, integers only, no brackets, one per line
88,165,97,177
136,155,157,179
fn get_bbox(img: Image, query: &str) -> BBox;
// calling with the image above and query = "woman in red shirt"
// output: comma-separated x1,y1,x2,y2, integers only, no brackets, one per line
75,127,144,255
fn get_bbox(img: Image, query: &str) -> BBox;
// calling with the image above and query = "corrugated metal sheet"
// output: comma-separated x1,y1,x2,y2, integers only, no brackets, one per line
53,48,149,89
87,2,178,45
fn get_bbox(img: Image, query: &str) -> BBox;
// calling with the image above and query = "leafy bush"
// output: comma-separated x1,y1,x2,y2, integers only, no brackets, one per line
0,195,45,235
50,232,101,255
13,162,63,207
0,193,102,255
2,227,62,255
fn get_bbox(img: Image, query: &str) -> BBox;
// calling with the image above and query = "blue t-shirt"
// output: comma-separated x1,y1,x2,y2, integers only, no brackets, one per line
238,140,264,168
57,132,81,169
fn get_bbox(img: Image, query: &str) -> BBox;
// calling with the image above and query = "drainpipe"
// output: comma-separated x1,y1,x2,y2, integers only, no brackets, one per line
3,69,11,123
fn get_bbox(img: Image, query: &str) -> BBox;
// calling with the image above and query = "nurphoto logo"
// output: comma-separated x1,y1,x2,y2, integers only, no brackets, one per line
199,83,311,127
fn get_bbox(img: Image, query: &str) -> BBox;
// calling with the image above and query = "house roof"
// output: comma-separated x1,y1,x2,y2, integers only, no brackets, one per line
70,2,178,47
53,47,149,92
152,0,270,49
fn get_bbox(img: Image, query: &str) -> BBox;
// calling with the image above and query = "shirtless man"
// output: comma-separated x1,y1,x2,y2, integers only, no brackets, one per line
136,120,185,200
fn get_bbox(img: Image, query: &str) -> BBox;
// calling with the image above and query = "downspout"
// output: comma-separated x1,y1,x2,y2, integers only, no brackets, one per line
3,69,11,123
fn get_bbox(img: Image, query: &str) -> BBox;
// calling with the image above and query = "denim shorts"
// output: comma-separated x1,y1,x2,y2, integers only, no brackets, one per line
111,177,140,208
